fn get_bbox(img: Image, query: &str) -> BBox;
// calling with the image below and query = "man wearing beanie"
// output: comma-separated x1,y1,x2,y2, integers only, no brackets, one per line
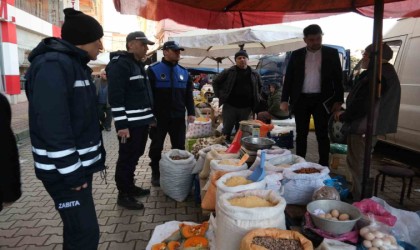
107,31,155,209
280,24,343,167
147,41,195,187
333,43,401,201
25,8,105,249
213,50,263,141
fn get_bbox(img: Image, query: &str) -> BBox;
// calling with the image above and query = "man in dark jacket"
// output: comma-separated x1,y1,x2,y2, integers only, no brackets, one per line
107,31,155,209
147,41,195,187
94,69,112,131
0,93,21,212
213,50,263,140
281,24,343,166
334,43,401,201
25,8,105,249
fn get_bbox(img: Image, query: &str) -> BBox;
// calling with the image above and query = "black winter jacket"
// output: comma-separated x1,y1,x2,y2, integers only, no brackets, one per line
25,38,105,188
281,46,343,112
341,63,401,135
0,93,21,211
106,51,155,130
212,65,262,111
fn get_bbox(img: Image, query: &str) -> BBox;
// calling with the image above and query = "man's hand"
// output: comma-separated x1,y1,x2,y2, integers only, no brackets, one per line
117,128,130,138
331,102,343,114
280,102,289,112
71,182,88,191
187,116,195,123
333,110,344,122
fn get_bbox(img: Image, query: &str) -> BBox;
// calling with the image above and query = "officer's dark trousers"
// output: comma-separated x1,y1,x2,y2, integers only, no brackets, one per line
149,117,186,177
115,125,149,193
293,93,330,166
43,174,99,250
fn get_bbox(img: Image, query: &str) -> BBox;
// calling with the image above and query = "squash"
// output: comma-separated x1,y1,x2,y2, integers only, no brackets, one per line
163,229,182,243
183,236,209,248
180,222,209,238
167,241,181,250
151,242,166,250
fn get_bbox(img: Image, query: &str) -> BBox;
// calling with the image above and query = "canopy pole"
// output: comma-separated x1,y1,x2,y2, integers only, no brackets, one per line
361,0,384,199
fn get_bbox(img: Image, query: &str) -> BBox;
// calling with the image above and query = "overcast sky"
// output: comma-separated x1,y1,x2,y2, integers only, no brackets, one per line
285,12,398,53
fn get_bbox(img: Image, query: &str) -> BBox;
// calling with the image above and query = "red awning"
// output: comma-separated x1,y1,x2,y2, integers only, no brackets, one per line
113,0,420,29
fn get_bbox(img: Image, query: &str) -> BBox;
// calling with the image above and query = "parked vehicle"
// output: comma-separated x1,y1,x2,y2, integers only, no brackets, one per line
379,18,420,153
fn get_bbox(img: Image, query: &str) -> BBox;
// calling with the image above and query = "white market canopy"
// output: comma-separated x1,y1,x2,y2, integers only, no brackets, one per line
168,23,305,58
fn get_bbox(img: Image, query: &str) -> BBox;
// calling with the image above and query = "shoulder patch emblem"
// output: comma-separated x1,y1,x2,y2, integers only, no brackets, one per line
180,74,184,80
160,73,166,80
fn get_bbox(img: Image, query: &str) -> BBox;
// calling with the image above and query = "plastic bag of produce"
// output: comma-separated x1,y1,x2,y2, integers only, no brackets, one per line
282,162,330,205
160,149,196,202
186,118,213,139
312,186,341,201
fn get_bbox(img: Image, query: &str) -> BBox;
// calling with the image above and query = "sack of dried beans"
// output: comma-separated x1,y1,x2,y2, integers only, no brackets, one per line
240,228,313,250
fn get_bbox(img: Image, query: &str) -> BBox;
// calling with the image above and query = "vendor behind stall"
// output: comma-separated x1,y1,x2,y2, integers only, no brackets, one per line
212,50,263,141
257,82,289,124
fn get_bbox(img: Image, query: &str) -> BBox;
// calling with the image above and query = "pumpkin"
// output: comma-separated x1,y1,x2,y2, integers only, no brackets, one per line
167,241,181,250
183,236,209,248
163,229,182,243
180,222,209,238
151,242,166,250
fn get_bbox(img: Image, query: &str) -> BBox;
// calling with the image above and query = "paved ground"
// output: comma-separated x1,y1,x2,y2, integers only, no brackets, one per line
1,101,419,249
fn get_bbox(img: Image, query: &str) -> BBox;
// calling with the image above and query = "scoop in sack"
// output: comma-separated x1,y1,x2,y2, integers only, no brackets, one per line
248,150,266,182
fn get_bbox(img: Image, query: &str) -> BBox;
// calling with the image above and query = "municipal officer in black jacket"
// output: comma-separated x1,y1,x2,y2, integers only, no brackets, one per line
280,24,343,166
0,93,21,212
107,31,155,209
147,41,195,187
25,9,105,249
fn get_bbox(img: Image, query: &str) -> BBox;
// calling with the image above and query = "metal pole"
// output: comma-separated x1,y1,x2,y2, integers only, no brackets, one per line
361,0,384,199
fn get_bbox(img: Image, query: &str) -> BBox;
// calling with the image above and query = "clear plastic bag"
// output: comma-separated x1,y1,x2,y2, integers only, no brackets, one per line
358,215,402,250
312,186,340,201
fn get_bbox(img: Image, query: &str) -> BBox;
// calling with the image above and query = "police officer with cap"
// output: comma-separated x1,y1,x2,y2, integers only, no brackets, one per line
107,31,155,209
147,41,195,187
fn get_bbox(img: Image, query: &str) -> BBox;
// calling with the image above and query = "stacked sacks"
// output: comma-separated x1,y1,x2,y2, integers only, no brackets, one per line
160,149,196,202
216,170,267,203
282,162,330,205
210,158,248,176
191,145,212,175
216,190,287,250
199,145,240,199
249,148,292,170
201,171,228,211
250,153,306,172
201,159,249,211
